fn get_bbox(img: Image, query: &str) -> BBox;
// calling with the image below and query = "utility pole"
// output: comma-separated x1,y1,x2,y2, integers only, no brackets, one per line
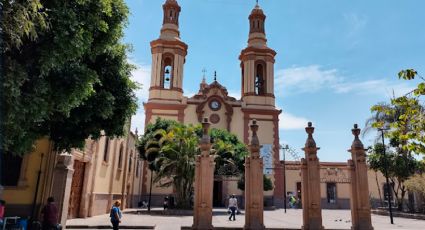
379,128,394,224
281,145,289,213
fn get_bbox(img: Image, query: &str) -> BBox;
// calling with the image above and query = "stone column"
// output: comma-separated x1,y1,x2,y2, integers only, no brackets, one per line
244,120,265,230
348,124,374,230
51,153,74,229
192,118,215,230
301,122,324,230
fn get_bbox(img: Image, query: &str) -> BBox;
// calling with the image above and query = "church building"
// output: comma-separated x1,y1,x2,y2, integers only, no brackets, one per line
143,0,284,207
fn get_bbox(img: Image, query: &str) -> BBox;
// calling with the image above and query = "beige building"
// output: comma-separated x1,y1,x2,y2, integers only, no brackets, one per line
1,127,143,224
142,0,284,207
284,161,397,209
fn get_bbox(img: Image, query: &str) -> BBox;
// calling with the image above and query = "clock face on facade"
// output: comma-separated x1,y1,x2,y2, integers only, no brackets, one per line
209,100,221,111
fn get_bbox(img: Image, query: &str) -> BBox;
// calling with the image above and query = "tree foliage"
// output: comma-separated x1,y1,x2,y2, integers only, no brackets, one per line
367,143,422,210
1,0,137,155
237,175,273,192
405,174,425,197
368,70,425,155
137,118,251,208
154,124,198,209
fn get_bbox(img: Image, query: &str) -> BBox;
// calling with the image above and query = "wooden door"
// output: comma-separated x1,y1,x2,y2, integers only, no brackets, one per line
68,160,85,218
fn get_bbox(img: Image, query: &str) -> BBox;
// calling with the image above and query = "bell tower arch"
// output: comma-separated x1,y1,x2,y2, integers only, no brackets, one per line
149,0,187,103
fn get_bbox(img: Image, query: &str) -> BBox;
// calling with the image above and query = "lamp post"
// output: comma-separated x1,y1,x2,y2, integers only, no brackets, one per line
281,144,289,213
378,127,394,224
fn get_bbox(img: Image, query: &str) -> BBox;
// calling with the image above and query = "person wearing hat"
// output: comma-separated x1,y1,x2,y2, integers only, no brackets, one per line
228,195,238,221
110,200,122,230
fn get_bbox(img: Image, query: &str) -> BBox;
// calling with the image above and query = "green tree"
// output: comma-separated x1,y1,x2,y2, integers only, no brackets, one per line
1,0,49,50
367,143,421,211
237,175,273,192
405,173,425,212
154,124,198,209
1,0,137,155
209,128,248,176
137,118,250,208
367,70,425,155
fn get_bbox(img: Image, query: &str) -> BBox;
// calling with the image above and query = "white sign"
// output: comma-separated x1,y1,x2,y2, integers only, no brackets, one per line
260,144,273,175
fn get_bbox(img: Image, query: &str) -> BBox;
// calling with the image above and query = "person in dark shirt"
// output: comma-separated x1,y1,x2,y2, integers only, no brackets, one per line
41,197,58,230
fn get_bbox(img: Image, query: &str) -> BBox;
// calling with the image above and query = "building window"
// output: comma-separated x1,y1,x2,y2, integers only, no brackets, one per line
128,152,133,173
296,182,302,200
327,183,337,204
103,138,110,162
162,57,173,89
255,63,266,95
118,144,124,169
136,160,140,177
1,154,23,186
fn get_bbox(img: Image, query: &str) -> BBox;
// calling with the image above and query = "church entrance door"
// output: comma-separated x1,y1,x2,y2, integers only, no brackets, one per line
213,180,223,207
68,160,85,218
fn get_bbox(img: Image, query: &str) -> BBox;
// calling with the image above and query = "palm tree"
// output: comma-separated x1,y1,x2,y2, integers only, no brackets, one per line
154,124,199,209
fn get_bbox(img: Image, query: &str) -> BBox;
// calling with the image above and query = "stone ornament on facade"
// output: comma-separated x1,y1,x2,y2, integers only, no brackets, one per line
301,122,324,230
348,124,374,230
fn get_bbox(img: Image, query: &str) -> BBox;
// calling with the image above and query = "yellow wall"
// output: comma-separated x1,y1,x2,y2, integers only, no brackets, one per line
2,139,52,205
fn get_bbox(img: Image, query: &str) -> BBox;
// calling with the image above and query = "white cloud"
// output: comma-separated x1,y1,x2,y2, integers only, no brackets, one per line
276,65,415,97
276,65,342,95
344,13,367,38
129,60,151,133
279,112,311,130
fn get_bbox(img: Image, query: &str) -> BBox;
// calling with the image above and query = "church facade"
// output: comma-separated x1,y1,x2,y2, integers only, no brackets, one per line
143,0,284,207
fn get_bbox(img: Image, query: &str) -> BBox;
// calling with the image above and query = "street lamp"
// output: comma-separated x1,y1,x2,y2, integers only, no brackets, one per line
280,144,289,213
378,127,394,224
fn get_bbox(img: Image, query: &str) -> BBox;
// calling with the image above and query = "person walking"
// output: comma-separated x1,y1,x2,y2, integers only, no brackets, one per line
110,200,122,230
163,196,169,210
228,195,238,221
41,197,59,230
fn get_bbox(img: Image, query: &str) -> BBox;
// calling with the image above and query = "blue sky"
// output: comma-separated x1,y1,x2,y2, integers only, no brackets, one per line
125,0,425,162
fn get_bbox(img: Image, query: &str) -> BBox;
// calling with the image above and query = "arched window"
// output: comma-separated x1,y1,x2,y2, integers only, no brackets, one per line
103,138,110,162
255,63,266,95
118,144,123,169
162,57,173,89
128,152,133,173
136,160,140,177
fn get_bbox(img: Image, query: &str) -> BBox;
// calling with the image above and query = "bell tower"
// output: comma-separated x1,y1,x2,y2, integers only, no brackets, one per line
239,3,276,107
148,0,187,103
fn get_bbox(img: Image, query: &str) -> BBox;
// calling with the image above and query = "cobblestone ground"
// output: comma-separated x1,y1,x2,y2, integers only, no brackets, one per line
66,208,425,230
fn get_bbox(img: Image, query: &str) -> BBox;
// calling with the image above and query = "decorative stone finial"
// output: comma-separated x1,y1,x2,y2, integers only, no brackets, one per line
351,124,364,149
250,120,260,156
200,118,211,153
305,122,316,148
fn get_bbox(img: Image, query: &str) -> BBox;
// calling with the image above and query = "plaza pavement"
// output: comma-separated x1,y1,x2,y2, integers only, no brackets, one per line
66,208,425,230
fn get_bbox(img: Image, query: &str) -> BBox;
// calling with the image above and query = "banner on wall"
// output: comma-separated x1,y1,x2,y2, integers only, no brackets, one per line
260,144,273,175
